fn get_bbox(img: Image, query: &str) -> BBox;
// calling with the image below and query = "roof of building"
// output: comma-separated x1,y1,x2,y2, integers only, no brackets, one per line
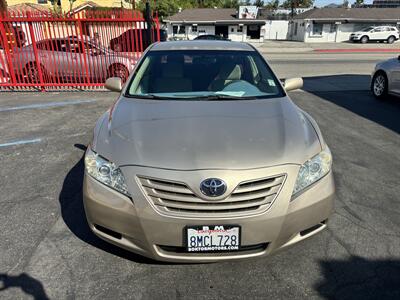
294,7,400,21
70,1,101,13
165,8,237,22
7,3,51,14
151,40,254,52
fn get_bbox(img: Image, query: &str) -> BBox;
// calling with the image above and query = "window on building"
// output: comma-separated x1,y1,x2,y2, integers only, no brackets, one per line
312,23,323,36
294,23,298,35
237,25,243,33
178,26,186,34
192,25,197,32
172,26,178,34
37,0,48,4
329,24,337,33
231,27,235,33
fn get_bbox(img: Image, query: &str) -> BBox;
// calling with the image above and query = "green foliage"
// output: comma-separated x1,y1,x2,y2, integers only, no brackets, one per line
254,0,265,7
265,0,279,9
281,0,314,9
137,0,249,19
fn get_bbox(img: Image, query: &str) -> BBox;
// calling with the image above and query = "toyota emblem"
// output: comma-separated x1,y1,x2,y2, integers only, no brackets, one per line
200,178,227,197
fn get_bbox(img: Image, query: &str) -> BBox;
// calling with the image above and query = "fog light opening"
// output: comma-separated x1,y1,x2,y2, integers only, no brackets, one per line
299,222,325,237
94,224,122,240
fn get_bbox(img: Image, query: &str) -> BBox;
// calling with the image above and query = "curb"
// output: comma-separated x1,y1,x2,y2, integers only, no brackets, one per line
314,49,400,53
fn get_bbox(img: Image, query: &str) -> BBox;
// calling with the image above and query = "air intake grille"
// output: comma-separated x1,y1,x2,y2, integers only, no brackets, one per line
138,174,285,217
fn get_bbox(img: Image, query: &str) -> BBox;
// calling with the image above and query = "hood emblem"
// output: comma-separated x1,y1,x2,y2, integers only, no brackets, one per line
200,178,227,197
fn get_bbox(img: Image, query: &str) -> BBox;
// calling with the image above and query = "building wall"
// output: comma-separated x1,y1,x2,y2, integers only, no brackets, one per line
228,25,247,42
263,20,289,40
295,21,400,43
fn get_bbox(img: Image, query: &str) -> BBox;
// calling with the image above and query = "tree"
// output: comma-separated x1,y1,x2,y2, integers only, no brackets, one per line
343,0,349,7
281,0,314,9
0,0,6,12
254,0,265,7
266,0,279,9
355,0,364,4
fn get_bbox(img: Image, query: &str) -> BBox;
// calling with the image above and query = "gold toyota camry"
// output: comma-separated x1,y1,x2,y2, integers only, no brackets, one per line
83,41,335,262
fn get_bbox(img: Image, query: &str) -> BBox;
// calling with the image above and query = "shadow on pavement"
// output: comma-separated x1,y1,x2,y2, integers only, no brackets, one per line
315,256,400,299
0,273,49,300
58,144,159,265
302,74,400,134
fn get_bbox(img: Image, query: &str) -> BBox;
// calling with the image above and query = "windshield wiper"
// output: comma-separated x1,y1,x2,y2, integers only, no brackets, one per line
194,94,258,101
127,94,177,100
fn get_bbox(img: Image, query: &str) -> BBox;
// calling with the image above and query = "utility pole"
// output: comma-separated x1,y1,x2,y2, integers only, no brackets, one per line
144,0,153,48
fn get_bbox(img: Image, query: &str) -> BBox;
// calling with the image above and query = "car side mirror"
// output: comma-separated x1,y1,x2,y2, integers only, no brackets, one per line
105,77,122,92
284,77,303,92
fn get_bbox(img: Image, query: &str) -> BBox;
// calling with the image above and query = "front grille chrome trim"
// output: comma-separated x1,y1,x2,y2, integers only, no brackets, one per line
137,174,286,217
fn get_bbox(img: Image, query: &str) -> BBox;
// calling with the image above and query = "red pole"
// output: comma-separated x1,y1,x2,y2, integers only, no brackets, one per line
77,13,90,86
0,13,17,85
26,12,45,90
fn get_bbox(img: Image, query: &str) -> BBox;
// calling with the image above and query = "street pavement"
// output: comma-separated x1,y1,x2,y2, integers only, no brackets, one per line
0,52,399,299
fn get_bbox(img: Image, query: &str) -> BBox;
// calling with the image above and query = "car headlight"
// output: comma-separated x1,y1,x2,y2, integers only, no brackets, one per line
85,148,130,197
292,148,332,196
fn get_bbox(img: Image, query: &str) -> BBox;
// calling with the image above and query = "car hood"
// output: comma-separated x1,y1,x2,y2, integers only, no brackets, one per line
95,96,321,170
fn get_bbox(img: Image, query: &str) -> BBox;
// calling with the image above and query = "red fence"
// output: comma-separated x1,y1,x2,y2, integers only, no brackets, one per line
0,9,160,90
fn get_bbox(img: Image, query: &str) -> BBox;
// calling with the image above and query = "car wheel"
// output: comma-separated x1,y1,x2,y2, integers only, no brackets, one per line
25,63,47,84
387,35,395,44
109,64,129,83
360,36,369,44
371,72,388,99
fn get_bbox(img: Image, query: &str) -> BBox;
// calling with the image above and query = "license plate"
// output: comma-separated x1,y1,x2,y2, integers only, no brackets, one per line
186,225,240,252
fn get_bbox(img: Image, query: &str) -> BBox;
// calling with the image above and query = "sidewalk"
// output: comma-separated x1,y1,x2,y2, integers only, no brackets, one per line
251,40,400,53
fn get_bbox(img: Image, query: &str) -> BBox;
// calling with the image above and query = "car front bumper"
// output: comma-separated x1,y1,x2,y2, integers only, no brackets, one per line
83,164,334,262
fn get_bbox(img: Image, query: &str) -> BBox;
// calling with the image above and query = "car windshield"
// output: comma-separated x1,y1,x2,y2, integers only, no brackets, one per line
126,50,285,100
361,27,374,32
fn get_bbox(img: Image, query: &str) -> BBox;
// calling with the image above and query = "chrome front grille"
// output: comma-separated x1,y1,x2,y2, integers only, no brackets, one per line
138,175,286,217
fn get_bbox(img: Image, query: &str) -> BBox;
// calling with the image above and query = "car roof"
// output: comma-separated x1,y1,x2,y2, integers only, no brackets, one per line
150,40,255,52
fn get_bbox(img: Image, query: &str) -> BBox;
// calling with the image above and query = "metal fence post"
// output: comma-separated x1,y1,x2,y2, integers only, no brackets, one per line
77,13,90,86
0,13,17,85
26,12,45,90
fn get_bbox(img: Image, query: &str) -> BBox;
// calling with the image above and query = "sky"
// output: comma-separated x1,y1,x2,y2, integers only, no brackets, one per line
313,0,373,6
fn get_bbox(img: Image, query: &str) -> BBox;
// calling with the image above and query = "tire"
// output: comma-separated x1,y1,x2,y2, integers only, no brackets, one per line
371,72,388,99
25,63,47,84
108,64,129,83
360,36,369,44
387,35,395,44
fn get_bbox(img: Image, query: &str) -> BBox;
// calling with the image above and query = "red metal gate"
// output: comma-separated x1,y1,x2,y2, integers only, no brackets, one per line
0,9,160,90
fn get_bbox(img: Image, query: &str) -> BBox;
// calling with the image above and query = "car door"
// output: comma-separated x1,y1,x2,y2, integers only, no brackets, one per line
369,28,380,40
388,59,400,94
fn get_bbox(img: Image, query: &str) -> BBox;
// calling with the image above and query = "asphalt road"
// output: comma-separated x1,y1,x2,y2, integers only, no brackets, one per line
267,52,396,78
0,53,400,299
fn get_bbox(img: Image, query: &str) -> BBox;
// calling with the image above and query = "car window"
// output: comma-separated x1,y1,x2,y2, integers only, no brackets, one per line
126,50,284,100
37,39,67,52
68,41,83,53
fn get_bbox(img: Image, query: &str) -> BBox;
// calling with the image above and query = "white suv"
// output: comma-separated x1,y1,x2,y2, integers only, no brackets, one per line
350,26,399,44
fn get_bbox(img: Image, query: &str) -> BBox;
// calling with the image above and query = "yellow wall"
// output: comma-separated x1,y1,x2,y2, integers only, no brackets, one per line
7,0,134,13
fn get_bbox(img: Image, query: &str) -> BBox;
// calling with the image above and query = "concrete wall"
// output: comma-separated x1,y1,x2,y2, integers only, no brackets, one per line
166,24,215,40
228,25,247,42
263,21,289,40
291,20,400,43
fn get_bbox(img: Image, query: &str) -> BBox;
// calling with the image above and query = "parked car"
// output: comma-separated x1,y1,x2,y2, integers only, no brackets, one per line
371,55,400,98
350,26,399,44
83,40,335,262
12,37,137,84
109,29,167,52
194,34,230,41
